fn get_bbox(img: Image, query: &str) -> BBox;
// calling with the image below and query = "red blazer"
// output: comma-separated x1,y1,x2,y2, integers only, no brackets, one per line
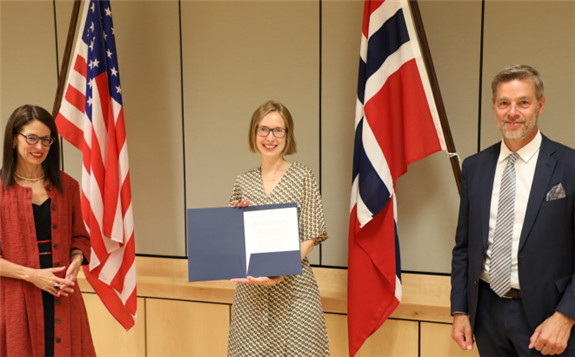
0,172,96,357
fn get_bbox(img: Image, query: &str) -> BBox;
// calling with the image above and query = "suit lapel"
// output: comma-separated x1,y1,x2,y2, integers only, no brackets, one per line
519,136,557,250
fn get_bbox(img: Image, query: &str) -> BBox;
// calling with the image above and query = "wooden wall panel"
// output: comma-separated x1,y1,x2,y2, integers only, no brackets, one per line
320,0,363,267
420,322,480,357
181,0,322,263
396,0,482,273
146,298,230,356
325,314,419,357
481,1,575,151
108,0,185,256
83,294,146,356
0,1,56,123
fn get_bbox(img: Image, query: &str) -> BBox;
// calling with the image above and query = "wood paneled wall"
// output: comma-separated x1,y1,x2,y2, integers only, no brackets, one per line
81,257,478,357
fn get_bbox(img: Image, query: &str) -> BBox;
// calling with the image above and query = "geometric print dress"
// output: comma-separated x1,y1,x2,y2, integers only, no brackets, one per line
227,162,330,356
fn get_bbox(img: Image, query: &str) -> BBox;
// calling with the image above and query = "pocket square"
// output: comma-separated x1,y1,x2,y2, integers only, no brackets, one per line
546,183,566,201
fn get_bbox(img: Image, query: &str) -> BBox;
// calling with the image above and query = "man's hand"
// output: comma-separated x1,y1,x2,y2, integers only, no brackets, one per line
529,311,575,355
452,313,474,351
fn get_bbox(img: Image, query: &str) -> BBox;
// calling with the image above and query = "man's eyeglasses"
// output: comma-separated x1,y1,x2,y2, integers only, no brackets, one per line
18,133,54,147
257,126,286,138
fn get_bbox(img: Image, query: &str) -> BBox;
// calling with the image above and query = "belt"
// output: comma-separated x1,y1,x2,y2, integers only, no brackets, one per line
481,280,521,299
502,288,521,299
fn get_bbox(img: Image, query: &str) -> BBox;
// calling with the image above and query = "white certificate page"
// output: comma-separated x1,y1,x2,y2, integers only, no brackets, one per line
243,206,300,273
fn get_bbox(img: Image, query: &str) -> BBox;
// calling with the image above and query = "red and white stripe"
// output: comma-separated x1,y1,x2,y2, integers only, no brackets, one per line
56,0,136,330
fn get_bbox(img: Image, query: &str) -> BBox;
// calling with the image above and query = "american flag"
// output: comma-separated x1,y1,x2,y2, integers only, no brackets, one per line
55,0,136,330
348,0,445,355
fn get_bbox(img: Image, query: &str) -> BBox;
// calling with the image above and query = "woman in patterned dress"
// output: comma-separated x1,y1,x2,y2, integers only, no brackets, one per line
0,105,95,356
227,100,330,356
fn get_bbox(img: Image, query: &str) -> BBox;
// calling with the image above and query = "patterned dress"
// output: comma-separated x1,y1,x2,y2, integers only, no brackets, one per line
227,162,330,357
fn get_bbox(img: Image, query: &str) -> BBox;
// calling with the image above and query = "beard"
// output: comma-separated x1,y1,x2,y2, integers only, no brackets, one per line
498,117,537,142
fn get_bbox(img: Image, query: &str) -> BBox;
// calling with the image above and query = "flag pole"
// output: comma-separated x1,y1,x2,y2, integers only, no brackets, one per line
408,0,462,194
52,0,83,119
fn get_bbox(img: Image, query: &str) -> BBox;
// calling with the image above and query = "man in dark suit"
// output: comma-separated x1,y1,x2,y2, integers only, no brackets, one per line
451,64,575,356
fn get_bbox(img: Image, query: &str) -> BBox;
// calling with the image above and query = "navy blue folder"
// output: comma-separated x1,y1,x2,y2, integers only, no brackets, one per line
187,203,301,282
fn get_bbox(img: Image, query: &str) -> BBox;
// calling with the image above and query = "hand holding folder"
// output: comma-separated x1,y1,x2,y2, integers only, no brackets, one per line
230,275,283,286
187,203,302,282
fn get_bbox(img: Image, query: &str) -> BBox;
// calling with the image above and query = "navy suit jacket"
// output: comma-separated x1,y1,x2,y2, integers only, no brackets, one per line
451,134,575,331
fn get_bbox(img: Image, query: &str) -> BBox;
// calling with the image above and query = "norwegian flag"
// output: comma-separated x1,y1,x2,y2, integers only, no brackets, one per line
55,0,136,330
348,0,446,355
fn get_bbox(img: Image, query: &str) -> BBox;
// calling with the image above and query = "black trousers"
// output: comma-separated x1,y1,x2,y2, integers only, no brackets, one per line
475,281,575,356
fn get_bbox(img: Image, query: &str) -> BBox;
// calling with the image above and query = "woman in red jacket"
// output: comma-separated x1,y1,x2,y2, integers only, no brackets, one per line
0,105,96,356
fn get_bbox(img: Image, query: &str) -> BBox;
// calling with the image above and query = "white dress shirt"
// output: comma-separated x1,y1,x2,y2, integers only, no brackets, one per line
481,131,542,289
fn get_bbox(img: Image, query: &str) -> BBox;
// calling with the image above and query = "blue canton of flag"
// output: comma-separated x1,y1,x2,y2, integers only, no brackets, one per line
84,1,123,113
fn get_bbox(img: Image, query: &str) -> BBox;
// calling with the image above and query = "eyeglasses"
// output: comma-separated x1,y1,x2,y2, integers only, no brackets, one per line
257,126,286,138
18,132,54,147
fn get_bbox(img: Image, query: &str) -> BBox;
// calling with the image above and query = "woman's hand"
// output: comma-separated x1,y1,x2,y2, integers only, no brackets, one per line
65,251,83,283
28,266,75,297
231,275,282,286
229,199,250,208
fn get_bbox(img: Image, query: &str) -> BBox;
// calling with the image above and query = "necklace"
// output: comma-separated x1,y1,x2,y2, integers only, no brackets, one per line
14,173,45,182
262,161,289,182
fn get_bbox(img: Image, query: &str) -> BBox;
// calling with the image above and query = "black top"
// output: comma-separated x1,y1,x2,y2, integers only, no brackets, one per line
33,198,54,357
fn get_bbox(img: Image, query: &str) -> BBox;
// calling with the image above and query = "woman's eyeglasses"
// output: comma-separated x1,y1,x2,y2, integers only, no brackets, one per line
257,126,286,138
18,132,54,147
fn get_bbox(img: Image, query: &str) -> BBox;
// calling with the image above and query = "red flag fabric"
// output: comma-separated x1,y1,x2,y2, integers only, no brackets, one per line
348,0,446,355
55,0,136,330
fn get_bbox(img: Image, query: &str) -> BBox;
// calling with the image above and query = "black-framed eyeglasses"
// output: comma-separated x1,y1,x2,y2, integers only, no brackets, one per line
18,132,54,147
257,126,286,138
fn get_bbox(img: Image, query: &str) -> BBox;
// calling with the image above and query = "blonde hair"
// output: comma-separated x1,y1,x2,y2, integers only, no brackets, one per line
491,64,544,101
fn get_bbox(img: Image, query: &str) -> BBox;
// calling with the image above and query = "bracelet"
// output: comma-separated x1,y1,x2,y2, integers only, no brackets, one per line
70,251,83,260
